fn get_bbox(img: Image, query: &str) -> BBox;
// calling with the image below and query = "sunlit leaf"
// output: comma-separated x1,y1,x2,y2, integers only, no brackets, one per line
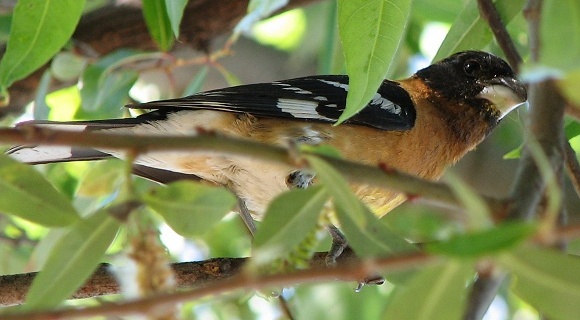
336,0,412,123
254,186,329,263
383,260,474,320
0,155,79,226
0,0,85,88
143,181,237,236
142,0,174,51
434,0,526,61
299,144,343,159
498,246,580,320
23,209,120,310
307,156,415,257
427,222,536,257
164,0,188,37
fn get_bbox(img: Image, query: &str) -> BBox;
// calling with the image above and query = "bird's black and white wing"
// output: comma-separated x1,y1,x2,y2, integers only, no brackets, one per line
129,75,417,131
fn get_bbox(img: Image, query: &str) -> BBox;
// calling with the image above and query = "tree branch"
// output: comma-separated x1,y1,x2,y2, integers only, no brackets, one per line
477,0,522,71
1,252,434,319
0,126,502,212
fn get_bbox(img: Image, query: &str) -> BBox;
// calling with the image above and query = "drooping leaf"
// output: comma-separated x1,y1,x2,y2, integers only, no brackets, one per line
498,246,580,320
0,155,79,226
444,172,492,229
306,156,416,257
427,222,536,257
33,70,52,120
164,0,188,37
0,0,85,88
143,181,237,237
434,0,526,61
253,186,329,263
336,0,412,123
383,260,474,320
23,209,120,310
142,0,174,51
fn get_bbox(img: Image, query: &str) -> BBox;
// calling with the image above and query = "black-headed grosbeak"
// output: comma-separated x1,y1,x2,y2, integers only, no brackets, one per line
8,51,527,223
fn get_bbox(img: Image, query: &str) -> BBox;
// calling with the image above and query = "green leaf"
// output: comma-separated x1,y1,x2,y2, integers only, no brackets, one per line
306,156,415,257
427,222,536,257
183,66,209,96
76,159,125,197
253,186,329,263
299,144,343,159
336,0,411,123
33,70,52,120
434,0,526,61
0,0,85,88
142,0,174,51
383,260,474,320
80,50,141,113
164,0,188,37
143,181,237,237
23,209,120,310
444,172,492,228
498,246,580,320
50,51,87,82
540,0,580,69
558,69,580,105
503,144,522,159
0,155,79,226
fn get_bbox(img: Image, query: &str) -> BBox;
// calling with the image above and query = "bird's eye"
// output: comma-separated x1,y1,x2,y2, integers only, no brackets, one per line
463,60,481,76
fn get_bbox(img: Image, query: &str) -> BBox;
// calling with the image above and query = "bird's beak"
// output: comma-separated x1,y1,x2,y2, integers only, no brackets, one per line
476,76,528,119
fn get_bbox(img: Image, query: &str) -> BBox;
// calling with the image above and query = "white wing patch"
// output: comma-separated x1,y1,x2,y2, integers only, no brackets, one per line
371,93,401,114
318,79,349,91
276,98,333,120
282,86,313,95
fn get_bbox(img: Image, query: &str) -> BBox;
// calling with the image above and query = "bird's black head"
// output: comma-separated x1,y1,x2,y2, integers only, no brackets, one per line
416,51,527,120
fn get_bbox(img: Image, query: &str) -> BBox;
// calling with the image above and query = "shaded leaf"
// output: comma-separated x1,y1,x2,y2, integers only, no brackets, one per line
33,70,51,120
50,52,87,82
558,68,580,106
498,246,580,320
0,155,78,226
254,186,329,263
434,0,526,61
383,260,474,320
0,0,85,88
306,156,415,257
336,0,411,123
234,0,289,35
143,181,237,236
142,0,174,51
427,222,536,257
23,209,120,310
299,144,343,159
444,172,491,228
164,0,188,37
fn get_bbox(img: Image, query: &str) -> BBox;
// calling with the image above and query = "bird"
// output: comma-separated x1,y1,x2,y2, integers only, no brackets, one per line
8,51,527,233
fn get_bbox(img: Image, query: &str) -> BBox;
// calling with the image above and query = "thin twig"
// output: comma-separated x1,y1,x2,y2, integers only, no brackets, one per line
477,0,523,71
0,252,434,320
523,0,543,61
0,126,501,212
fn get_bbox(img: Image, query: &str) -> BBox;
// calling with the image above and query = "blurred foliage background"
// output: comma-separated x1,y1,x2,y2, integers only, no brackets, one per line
0,0,579,319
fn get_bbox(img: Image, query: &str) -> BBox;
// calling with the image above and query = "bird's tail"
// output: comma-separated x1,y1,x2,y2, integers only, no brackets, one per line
5,116,151,164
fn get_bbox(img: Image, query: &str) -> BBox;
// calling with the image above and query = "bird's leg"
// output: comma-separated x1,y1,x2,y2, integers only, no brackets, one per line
325,225,348,266
237,198,256,236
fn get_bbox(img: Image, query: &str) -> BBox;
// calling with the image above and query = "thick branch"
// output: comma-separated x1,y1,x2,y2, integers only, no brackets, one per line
1,252,433,319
